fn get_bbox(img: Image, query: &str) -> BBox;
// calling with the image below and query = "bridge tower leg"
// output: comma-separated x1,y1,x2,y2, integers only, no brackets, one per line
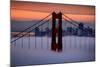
51,12,62,52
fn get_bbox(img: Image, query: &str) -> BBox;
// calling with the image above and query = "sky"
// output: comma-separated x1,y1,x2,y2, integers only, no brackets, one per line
11,1,95,23
11,0,96,5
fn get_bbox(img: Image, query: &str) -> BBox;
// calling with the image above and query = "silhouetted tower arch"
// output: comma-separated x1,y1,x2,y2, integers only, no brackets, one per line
51,12,62,52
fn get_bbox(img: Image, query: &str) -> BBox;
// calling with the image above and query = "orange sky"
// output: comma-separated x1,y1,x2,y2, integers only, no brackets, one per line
11,1,95,23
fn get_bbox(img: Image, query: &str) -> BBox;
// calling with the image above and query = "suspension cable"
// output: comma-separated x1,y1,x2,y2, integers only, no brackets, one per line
13,13,52,37
63,17,78,27
11,18,51,43
62,13,79,25
62,15,91,36
63,13,93,28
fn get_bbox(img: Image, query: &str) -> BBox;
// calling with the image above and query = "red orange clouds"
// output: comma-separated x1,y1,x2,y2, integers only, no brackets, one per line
11,1,95,23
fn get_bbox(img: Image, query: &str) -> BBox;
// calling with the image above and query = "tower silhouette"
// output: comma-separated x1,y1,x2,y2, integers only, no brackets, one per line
51,12,62,52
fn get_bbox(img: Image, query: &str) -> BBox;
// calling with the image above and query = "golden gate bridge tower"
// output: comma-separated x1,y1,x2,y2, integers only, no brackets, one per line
51,12,62,52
